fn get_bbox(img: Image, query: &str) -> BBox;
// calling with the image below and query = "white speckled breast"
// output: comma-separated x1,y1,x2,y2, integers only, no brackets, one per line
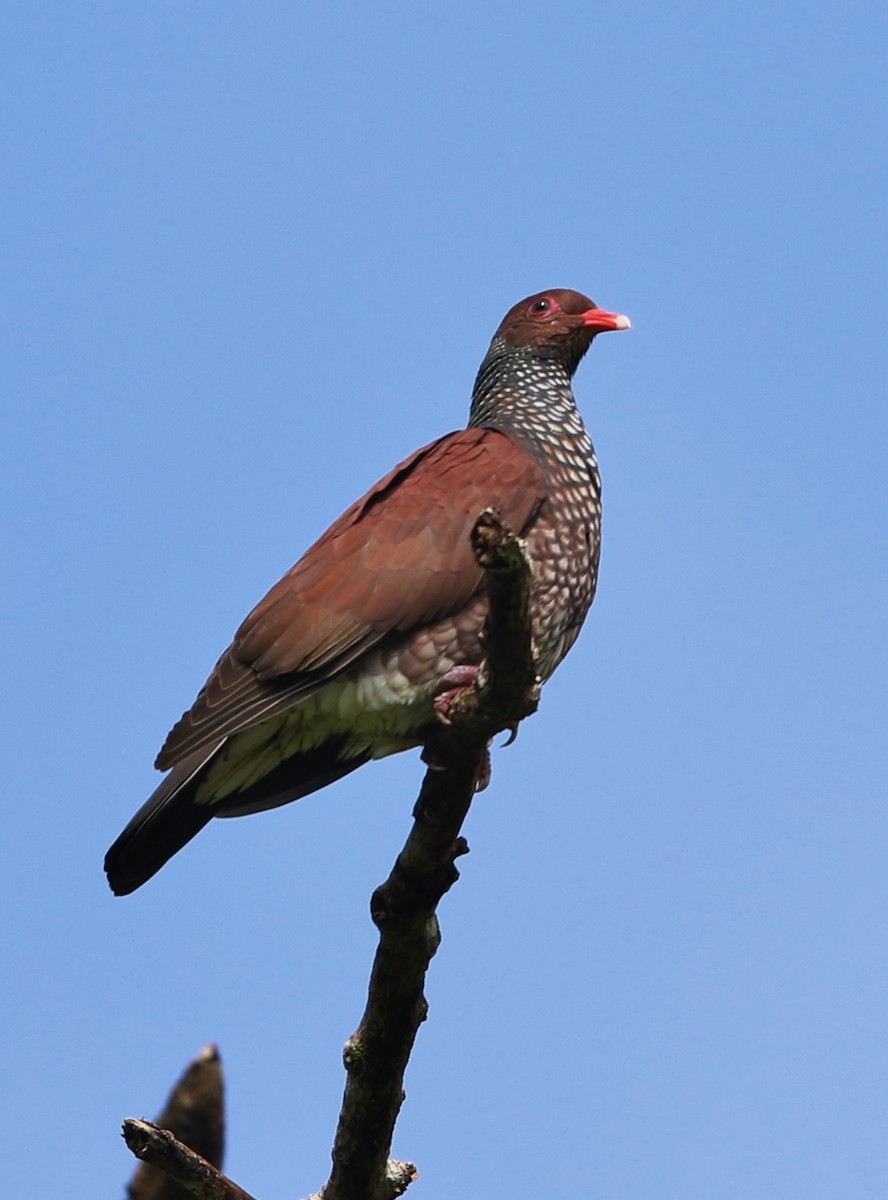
469,341,602,678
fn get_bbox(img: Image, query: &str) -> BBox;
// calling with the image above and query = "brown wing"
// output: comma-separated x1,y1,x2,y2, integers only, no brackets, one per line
156,427,546,770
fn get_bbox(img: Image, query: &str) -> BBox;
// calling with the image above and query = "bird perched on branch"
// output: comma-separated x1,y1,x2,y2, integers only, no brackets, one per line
105,288,630,895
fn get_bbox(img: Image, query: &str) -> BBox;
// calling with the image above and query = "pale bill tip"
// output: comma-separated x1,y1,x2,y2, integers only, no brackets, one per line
614,313,632,330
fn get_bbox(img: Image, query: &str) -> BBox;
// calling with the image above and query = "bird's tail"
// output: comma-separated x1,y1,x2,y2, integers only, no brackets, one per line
104,748,218,896
104,739,371,895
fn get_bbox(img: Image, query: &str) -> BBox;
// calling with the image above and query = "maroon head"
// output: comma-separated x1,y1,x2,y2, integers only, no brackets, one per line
496,288,631,376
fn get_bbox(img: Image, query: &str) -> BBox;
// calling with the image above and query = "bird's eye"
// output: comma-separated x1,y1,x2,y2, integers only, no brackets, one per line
529,297,551,318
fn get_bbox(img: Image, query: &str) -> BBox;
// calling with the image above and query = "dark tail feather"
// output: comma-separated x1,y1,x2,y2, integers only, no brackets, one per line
104,748,218,896
104,740,372,895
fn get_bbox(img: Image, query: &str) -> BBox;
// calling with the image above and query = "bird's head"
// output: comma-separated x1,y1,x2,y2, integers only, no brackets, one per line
496,288,631,376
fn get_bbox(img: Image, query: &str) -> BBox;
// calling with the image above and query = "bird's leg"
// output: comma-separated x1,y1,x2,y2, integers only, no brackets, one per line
432,664,481,723
421,664,485,779
422,665,491,787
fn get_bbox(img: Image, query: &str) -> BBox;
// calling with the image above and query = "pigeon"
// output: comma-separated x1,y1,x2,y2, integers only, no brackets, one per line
104,288,629,894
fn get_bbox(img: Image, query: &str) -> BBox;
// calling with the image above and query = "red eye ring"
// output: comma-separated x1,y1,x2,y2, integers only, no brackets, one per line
529,297,554,318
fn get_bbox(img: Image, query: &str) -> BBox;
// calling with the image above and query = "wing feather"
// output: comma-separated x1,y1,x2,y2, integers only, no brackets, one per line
156,427,545,770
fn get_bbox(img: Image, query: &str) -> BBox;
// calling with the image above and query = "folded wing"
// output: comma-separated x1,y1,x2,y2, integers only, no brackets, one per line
156,427,546,770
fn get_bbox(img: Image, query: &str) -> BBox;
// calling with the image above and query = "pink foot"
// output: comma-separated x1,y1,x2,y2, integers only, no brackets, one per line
433,664,481,722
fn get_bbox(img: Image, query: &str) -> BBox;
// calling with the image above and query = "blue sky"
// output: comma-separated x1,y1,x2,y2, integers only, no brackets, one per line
3,4,887,1197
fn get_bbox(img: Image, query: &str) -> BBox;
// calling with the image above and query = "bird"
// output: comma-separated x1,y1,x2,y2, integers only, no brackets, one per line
104,288,630,895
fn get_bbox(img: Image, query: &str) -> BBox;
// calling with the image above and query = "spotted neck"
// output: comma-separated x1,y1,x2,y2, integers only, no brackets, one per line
468,337,593,458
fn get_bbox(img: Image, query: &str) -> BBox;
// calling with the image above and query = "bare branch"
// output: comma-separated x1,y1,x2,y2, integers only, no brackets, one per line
319,509,538,1200
123,1120,256,1200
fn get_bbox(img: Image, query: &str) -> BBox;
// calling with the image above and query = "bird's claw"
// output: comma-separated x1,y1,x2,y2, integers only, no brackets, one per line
473,747,492,792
